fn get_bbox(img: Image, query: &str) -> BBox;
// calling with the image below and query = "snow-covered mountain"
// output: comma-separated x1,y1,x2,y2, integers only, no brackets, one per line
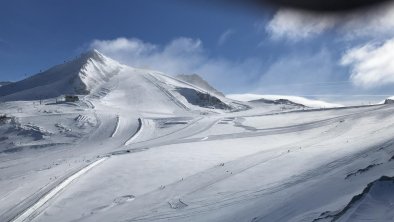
0,50,122,101
0,50,246,113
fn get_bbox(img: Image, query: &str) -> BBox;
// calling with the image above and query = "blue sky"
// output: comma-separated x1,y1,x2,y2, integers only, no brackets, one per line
2,0,394,103
0,0,272,77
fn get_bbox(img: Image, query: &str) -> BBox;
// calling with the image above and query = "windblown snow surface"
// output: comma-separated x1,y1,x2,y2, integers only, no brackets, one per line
1,50,394,222
228,94,343,108
175,74,225,97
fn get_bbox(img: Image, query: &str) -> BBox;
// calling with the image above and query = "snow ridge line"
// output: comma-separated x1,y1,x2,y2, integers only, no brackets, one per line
11,157,108,222
110,115,120,138
158,72,212,95
124,118,143,146
145,73,190,111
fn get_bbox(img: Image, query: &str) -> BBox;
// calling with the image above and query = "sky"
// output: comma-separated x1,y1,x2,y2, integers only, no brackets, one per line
2,0,394,104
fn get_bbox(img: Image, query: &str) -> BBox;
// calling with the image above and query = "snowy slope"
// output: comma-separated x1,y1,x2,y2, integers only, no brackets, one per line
317,176,394,222
18,103,394,222
228,93,343,108
176,74,225,97
141,72,249,112
0,50,241,113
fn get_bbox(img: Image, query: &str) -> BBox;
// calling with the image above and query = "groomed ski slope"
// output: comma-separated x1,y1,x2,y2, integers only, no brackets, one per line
11,157,108,222
2,102,394,222
23,104,393,222
1,50,394,222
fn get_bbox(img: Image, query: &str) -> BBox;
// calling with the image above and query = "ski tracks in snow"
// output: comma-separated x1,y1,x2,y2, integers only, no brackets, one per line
110,115,120,138
144,73,190,111
124,118,144,146
10,157,108,222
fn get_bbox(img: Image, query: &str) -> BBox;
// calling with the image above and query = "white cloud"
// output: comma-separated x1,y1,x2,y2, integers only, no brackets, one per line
256,49,343,95
91,37,204,72
266,2,394,41
266,9,336,41
341,38,394,88
90,37,352,95
91,37,156,55
89,37,263,92
218,29,235,45
91,37,366,96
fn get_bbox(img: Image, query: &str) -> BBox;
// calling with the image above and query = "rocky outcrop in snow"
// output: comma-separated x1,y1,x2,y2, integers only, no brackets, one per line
249,98,306,108
176,87,231,110
315,176,394,222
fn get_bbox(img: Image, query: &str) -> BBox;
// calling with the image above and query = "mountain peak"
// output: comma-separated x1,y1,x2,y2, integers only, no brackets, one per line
82,48,103,59
77,49,107,64
0,49,123,101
